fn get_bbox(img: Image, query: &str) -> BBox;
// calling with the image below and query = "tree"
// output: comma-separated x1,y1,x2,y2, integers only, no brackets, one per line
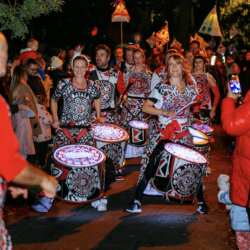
0,0,64,39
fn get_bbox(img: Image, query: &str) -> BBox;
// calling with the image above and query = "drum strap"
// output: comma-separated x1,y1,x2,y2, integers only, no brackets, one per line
60,128,88,143
158,120,188,141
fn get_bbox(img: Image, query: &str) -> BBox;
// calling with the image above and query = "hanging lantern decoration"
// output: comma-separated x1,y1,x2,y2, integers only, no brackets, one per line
199,5,222,37
170,37,182,51
216,42,227,55
229,26,238,39
156,21,170,48
146,32,156,48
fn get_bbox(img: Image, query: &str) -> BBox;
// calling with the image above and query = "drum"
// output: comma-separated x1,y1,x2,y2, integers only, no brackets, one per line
188,127,209,155
52,144,106,204
91,123,129,171
151,143,208,202
191,123,214,139
128,120,149,147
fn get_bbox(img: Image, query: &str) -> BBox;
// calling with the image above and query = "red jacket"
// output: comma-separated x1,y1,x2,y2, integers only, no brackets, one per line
221,91,250,208
20,50,37,65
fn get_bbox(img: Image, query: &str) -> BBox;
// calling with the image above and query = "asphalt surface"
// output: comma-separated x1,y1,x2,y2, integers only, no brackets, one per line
5,125,236,250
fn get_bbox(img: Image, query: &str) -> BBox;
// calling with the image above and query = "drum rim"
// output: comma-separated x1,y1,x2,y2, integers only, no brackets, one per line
91,123,129,143
128,120,149,130
191,123,214,133
164,142,208,164
53,144,106,167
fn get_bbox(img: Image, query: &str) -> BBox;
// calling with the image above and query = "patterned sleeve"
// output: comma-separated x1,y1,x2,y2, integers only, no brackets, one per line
51,79,67,102
147,82,163,109
91,80,101,99
123,69,130,87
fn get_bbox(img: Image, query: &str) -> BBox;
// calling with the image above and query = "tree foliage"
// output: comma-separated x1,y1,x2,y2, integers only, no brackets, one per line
0,0,64,39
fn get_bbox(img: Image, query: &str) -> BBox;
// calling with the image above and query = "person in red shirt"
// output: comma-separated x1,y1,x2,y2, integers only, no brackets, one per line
0,32,57,249
19,38,38,66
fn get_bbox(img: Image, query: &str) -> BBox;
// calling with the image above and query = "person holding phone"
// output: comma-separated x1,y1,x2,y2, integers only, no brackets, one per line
191,55,220,125
221,82,250,243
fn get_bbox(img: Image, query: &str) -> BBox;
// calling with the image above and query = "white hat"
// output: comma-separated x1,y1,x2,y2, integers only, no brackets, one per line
51,56,63,69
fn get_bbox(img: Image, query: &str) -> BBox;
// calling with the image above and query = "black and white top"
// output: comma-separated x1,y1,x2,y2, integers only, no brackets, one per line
51,78,100,126
88,67,126,112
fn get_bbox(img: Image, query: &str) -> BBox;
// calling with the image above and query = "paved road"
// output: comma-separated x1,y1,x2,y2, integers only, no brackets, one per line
5,125,236,250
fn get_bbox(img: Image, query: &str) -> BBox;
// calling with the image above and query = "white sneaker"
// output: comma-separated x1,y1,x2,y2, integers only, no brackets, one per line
206,167,211,175
91,198,107,211
143,184,164,196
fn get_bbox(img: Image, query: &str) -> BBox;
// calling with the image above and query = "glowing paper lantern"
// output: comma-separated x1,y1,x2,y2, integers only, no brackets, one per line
229,26,238,39
199,5,222,37
146,32,156,48
111,0,130,23
217,42,226,55
170,37,182,51
156,21,170,48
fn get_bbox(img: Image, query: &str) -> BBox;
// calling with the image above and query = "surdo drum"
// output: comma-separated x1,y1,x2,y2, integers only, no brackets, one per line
151,143,208,202
128,120,149,147
91,123,129,171
191,123,214,139
52,145,106,204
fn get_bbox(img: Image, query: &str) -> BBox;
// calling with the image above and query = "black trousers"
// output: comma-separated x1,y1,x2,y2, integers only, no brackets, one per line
34,141,49,167
135,140,204,203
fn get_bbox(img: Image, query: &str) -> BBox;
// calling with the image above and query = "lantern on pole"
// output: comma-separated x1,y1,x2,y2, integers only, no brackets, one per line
111,0,130,49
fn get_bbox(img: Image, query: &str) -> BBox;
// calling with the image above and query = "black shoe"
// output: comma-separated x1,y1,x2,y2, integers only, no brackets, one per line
124,201,142,213
197,201,210,214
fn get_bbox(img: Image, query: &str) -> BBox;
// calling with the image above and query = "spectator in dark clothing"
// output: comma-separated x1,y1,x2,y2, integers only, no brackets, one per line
48,56,71,119
26,59,46,98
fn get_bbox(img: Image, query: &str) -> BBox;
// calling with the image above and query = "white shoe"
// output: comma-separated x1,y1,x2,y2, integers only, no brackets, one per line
143,184,164,196
91,198,107,211
206,167,211,175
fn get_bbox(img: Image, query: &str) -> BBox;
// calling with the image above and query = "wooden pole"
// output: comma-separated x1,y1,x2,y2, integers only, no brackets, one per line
121,22,123,49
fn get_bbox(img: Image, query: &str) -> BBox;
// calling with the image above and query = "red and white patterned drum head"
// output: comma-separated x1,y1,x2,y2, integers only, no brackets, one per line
53,145,105,167
91,123,129,143
192,124,214,134
128,120,149,130
188,127,208,144
164,143,207,164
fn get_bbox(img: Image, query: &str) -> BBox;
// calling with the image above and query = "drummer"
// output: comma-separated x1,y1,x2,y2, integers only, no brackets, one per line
32,55,106,212
191,55,220,125
124,53,210,214
119,48,152,158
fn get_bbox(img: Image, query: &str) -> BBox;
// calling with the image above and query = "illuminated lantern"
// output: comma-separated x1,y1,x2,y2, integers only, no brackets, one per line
199,5,222,37
170,37,182,51
228,44,237,54
156,21,170,48
111,0,130,22
146,32,156,48
217,42,226,55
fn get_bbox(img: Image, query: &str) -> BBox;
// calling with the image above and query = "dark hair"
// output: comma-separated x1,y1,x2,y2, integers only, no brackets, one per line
190,40,200,48
193,55,206,68
95,44,111,56
9,54,20,64
72,56,88,67
27,58,38,67
206,46,213,51
153,54,162,61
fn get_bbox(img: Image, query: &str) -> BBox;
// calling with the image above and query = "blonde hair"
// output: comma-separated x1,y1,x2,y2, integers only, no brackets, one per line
10,66,28,98
27,38,38,48
166,53,190,81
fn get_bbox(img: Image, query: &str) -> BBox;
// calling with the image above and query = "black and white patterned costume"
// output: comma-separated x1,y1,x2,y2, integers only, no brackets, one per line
51,78,100,150
119,66,152,130
88,67,126,123
138,79,197,183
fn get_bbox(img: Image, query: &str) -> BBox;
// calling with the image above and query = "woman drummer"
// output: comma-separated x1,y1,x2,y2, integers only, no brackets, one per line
190,55,220,125
119,48,152,129
31,55,106,213
125,53,209,214
51,55,104,150
119,48,152,158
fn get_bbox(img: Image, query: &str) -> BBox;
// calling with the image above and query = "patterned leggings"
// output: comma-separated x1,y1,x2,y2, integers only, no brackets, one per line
236,231,250,250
